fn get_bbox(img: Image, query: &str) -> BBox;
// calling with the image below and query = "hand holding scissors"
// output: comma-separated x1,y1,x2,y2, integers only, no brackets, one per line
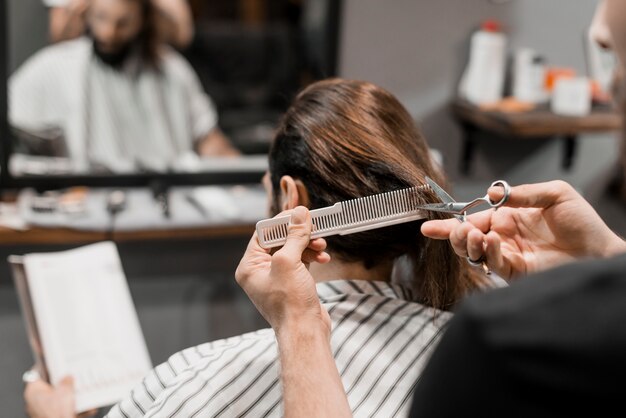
419,179,626,280
416,177,511,274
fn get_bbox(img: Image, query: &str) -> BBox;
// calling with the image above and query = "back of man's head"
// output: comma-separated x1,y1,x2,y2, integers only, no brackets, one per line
268,78,485,310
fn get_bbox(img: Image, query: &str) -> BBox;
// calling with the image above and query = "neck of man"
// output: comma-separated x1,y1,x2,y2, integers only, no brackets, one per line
309,257,393,284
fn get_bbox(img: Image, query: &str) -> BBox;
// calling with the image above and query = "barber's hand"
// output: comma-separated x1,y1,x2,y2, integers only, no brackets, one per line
235,206,331,336
421,180,626,280
24,375,97,418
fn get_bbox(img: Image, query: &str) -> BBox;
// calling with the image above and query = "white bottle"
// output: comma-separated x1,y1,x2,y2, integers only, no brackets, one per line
459,20,507,105
513,48,547,104
551,77,591,117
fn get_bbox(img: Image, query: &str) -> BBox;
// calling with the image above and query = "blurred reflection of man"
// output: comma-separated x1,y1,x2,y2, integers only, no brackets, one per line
10,0,238,174
42,0,194,50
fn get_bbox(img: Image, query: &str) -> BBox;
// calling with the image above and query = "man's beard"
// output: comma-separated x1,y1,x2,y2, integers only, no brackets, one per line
92,37,136,68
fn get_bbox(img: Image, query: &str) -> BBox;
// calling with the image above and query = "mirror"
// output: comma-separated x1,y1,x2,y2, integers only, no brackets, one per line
5,0,341,179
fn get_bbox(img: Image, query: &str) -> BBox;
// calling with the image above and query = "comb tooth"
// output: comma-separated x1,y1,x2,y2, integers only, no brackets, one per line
393,190,399,214
346,200,353,225
359,197,366,222
372,194,378,219
351,198,358,223
385,191,391,217
404,189,410,212
345,201,352,225
374,196,381,218
370,195,375,220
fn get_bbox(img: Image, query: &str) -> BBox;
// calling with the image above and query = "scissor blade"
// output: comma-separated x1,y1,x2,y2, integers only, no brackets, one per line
417,202,466,215
424,177,465,221
425,176,456,204
416,203,452,212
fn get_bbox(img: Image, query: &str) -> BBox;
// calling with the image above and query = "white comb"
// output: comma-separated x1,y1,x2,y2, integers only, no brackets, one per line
256,185,430,249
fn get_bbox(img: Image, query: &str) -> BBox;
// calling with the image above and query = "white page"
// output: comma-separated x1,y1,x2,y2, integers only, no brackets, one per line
23,241,152,413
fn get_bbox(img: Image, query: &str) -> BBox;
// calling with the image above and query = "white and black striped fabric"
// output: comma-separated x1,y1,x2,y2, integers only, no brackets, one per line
105,280,452,418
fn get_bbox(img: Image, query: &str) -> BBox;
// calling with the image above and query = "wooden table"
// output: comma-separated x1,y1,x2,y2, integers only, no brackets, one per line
0,223,256,246
452,99,623,174
0,222,257,286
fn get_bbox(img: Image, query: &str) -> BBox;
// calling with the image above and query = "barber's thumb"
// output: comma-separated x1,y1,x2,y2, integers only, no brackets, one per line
282,206,312,254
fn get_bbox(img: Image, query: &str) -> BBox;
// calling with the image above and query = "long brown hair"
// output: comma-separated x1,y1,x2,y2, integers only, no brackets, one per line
133,0,160,67
269,78,486,311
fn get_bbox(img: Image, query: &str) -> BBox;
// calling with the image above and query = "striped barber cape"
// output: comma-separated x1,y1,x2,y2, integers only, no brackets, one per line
105,279,452,418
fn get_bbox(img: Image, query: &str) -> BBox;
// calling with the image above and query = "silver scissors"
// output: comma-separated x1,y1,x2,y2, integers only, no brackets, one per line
417,177,511,223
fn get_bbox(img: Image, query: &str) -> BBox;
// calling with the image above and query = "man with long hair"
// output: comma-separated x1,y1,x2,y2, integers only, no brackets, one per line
23,78,491,417
10,0,237,174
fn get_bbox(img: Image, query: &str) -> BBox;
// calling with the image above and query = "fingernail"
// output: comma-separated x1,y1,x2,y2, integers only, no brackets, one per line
291,206,307,225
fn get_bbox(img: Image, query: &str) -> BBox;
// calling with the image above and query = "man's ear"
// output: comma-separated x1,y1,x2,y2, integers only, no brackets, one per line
279,176,311,210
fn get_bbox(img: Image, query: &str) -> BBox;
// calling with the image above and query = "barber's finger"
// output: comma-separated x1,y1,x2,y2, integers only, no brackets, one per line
466,228,485,262
422,210,494,239
274,206,312,262
24,379,48,398
301,248,331,265
449,222,475,257
484,231,507,278
421,218,460,239
489,180,575,209
308,237,327,252
249,230,269,251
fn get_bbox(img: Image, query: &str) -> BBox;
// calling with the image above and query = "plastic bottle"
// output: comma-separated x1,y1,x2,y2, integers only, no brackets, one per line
458,20,507,105
513,48,547,104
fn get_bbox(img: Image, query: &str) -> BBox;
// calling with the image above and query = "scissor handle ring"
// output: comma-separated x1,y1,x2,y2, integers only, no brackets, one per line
488,180,511,208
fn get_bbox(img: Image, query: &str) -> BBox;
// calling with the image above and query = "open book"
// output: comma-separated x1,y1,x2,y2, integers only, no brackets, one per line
10,241,153,413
